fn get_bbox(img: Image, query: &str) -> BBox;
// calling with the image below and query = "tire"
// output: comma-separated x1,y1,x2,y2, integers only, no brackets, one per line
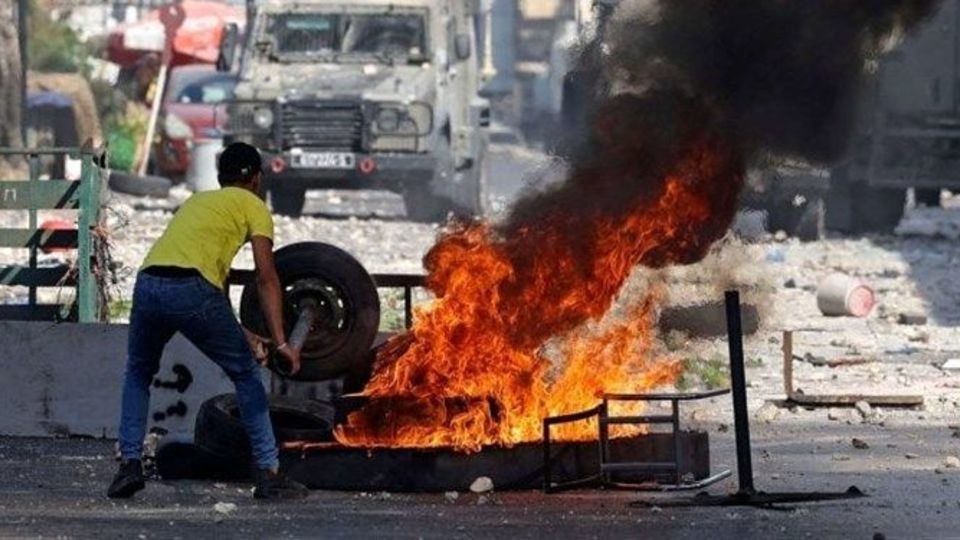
851,183,905,234
826,167,904,234
915,188,942,208
270,186,307,217
403,183,454,222
792,195,825,242
107,170,172,198
155,440,250,481
194,393,335,463
240,242,381,382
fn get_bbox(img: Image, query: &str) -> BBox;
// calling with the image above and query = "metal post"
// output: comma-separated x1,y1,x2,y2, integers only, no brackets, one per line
404,285,413,329
725,290,755,495
598,400,610,484
671,399,681,485
76,152,96,322
18,0,28,146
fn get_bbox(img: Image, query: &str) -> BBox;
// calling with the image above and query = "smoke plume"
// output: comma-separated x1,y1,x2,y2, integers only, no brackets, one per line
504,0,941,234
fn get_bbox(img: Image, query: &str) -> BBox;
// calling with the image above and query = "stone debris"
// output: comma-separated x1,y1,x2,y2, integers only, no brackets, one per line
851,438,869,450
855,401,873,419
943,456,960,469
470,477,494,494
905,453,920,460
754,402,781,423
444,491,459,503
832,454,851,462
213,502,237,515
897,312,928,326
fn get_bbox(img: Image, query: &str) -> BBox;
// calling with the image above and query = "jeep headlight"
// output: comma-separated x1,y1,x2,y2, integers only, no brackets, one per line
371,102,433,137
375,108,401,132
253,107,274,130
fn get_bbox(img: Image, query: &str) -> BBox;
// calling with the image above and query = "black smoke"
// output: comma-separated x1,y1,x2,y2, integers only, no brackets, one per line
502,0,941,234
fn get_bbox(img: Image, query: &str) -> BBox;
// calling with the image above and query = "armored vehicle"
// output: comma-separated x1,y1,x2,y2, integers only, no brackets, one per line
218,0,490,220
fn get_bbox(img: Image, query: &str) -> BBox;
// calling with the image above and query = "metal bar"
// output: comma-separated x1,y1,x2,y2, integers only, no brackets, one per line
783,330,794,399
76,153,95,322
543,405,603,426
0,148,94,156
18,0,27,147
612,469,733,492
0,180,81,210
0,265,75,287
0,228,78,249
0,304,62,321
672,399,681,485
601,415,674,425
725,290,755,495
27,155,38,308
542,418,551,491
600,462,677,472
603,389,731,401
599,400,610,484
289,298,318,350
404,286,413,329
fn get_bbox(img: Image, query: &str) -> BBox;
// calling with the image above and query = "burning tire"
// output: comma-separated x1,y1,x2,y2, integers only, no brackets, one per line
240,242,381,382
194,393,335,463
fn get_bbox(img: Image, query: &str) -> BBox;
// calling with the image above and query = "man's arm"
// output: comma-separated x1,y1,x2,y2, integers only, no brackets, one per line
251,236,301,374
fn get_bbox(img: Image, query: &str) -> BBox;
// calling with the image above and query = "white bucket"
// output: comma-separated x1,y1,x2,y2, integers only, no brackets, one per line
816,273,875,318
186,139,223,192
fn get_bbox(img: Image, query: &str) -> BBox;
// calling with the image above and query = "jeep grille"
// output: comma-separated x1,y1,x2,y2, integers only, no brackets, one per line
280,101,363,151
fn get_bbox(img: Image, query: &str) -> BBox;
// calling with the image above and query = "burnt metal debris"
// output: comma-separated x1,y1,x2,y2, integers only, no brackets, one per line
543,390,731,493
631,290,868,509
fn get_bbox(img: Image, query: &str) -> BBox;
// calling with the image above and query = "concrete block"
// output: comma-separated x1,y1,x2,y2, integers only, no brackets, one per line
0,322,255,440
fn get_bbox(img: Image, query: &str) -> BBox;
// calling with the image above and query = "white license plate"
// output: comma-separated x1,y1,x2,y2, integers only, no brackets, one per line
291,152,356,170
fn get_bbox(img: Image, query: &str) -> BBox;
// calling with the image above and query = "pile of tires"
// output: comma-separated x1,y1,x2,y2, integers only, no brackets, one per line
156,394,336,480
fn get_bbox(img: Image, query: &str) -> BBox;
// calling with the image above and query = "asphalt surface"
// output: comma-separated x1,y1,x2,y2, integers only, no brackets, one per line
2,411,959,540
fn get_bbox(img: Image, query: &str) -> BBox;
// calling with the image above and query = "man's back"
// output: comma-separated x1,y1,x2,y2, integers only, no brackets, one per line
142,187,274,289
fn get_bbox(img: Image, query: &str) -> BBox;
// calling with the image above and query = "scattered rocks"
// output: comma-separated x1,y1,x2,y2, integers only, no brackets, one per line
754,402,781,423
905,453,920,460
897,312,928,326
855,401,873,420
852,438,869,450
943,456,960,469
213,502,237,515
476,495,491,506
832,454,851,462
444,491,459,503
470,476,494,494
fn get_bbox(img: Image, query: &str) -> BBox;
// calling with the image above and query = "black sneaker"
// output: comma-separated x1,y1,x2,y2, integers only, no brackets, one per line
107,459,145,499
253,469,309,500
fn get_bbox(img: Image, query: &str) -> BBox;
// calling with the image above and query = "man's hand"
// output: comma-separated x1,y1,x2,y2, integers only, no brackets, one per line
276,343,302,375
243,327,270,364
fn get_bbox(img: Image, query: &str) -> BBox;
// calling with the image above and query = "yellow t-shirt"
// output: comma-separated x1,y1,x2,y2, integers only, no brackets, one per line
142,187,274,289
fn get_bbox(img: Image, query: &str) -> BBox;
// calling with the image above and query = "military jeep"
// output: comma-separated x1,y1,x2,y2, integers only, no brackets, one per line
219,0,490,220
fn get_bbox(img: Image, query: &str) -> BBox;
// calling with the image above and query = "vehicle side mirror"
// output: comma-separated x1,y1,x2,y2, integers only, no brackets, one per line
217,22,240,72
454,34,471,61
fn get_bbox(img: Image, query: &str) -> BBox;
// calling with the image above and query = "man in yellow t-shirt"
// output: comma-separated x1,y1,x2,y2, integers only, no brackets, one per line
108,143,307,501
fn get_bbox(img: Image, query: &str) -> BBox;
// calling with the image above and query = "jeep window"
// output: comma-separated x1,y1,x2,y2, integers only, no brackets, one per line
166,71,236,105
268,14,337,55
264,12,428,64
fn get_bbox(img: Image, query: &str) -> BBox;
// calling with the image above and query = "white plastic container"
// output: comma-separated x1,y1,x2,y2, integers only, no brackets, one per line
816,273,875,318
186,139,222,192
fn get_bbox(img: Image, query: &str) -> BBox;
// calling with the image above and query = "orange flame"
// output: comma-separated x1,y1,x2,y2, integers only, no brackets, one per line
335,134,743,452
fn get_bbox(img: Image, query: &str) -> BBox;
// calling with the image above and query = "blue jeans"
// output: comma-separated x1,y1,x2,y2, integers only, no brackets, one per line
118,272,279,470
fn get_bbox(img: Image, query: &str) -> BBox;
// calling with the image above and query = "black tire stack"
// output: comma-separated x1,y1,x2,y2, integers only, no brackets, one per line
156,242,383,481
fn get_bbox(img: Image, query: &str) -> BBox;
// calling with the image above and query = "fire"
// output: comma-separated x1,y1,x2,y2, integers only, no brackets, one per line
335,100,744,451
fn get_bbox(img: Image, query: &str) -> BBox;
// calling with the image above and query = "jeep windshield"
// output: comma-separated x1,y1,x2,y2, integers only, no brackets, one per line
264,12,428,64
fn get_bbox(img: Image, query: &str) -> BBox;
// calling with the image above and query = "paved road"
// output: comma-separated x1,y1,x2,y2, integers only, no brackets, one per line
2,417,958,539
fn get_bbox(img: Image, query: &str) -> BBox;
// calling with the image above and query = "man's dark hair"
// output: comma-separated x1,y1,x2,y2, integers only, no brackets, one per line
218,142,263,186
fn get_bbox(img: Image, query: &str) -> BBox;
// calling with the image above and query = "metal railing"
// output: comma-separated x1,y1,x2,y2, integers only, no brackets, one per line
543,389,732,493
0,147,104,322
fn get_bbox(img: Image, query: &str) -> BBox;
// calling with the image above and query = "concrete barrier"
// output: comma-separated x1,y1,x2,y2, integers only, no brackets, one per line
0,322,253,440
